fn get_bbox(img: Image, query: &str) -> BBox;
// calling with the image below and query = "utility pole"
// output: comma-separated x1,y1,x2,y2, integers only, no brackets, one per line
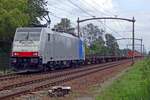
141,39,143,56
132,17,135,65
143,45,145,56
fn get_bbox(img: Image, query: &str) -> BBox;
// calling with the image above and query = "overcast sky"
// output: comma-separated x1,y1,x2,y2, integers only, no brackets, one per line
47,0,150,52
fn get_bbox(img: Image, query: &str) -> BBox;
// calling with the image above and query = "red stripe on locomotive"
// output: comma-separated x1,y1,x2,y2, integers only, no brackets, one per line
12,52,38,57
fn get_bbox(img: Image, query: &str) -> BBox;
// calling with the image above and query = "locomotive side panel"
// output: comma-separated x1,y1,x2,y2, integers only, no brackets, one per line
53,32,80,61
79,39,85,60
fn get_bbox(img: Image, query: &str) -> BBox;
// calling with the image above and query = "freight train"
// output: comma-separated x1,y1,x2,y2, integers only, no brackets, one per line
10,27,129,72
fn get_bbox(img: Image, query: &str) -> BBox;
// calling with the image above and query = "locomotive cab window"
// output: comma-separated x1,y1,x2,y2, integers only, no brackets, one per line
14,28,42,41
15,32,41,41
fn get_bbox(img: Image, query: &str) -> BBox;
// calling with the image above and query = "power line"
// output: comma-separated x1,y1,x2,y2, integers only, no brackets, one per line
98,20,123,38
74,0,124,37
89,16,123,38
115,21,126,36
92,0,116,16
49,0,96,21
67,0,94,17
49,0,77,10
85,0,127,37
112,21,125,37
49,6,72,15
50,0,125,38
79,0,110,16
49,12,62,19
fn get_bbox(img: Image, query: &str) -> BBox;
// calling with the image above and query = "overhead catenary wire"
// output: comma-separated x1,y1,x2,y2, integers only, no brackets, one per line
91,0,116,16
77,0,126,38
49,6,73,15
67,0,94,17
48,0,84,17
73,0,125,37
99,21,123,38
49,0,126,38
67,0,123,37
115,21,127,36
79,0,112,16
80,0,125,37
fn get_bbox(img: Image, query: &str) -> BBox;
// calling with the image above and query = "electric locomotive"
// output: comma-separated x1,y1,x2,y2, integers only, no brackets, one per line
11,27,85,72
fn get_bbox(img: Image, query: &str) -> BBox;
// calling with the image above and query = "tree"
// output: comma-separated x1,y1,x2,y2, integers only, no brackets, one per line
53,18,75,34
27,0,48,25
0,0,48,40
0,0,29,39
84,43,90,55
89,37,105,55
82,23,106,55
105,34,120,56
82,23,104,45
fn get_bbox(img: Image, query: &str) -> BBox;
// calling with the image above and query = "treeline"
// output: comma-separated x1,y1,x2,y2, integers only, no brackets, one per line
0,0,47,40
82,23,120,56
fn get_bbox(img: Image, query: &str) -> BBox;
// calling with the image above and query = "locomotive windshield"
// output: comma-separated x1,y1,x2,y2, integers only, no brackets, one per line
14,28,42,41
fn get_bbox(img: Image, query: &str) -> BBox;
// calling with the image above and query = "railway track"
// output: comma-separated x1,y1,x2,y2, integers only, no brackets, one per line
0,59,131,100
0,60,127,84
0,67,83,82
0,61,125,91
0,63,102,82
0,73,18,81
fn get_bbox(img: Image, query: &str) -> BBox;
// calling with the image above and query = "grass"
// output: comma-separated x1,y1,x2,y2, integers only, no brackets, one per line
96,58,150,100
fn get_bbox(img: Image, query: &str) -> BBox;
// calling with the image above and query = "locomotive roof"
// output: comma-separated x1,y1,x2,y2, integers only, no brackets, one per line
44,27,79,39
16,27,43,33
16,27,80,39
52,31,78,39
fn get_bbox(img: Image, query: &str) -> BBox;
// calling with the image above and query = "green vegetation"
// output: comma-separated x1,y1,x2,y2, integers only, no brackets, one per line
96,58,150,100
0,0,47,71
87,33,120,56
53,18,75,34
82,23,121,56
105,34,120,56
0,0,47,39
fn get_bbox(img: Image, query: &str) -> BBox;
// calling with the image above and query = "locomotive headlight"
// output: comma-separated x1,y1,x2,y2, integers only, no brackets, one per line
12,52,19,56
14,53,17,56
